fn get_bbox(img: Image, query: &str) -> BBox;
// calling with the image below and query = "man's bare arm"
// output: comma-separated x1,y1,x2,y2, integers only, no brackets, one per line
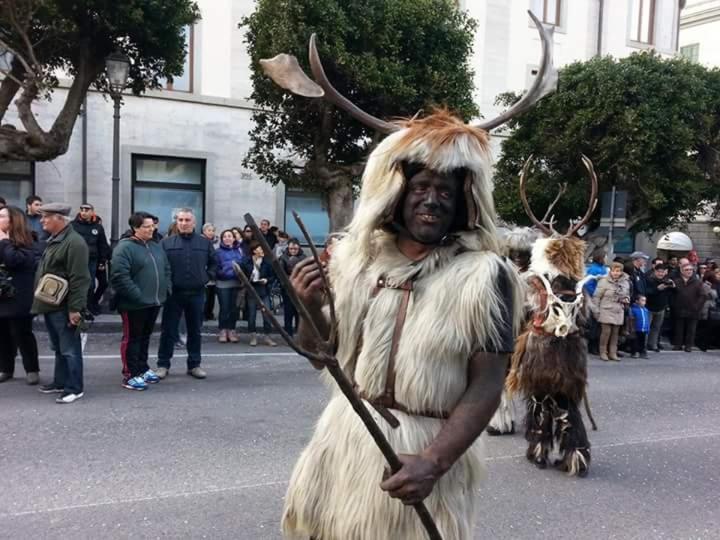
379,351,508,504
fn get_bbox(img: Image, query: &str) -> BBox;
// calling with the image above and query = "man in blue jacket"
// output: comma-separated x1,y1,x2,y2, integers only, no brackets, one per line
156,208,216,379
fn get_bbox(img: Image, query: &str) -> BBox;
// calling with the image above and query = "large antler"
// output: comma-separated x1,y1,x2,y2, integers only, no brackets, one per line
260,37,399,134
519,154,599,237
474,11,558,131
259,10,556,134
567,154,599,236
519,155,553,236
233,213,443,540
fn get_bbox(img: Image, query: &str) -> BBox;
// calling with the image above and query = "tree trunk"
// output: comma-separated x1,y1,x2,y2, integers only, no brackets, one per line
325,176,354,233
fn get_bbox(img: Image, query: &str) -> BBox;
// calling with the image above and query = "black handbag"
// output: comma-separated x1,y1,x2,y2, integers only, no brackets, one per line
0,265,16,299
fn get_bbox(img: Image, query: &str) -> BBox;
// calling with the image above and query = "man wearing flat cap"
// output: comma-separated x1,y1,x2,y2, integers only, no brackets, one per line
32,202,91,404
630,251,650,300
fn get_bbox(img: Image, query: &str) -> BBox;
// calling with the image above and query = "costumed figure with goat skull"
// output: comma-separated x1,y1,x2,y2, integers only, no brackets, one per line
507,156,599,478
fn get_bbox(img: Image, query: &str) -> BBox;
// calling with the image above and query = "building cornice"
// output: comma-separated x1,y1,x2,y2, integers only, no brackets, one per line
680,6,720,28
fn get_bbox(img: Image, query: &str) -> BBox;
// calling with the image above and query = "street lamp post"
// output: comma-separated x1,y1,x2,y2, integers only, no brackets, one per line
105,51,130,245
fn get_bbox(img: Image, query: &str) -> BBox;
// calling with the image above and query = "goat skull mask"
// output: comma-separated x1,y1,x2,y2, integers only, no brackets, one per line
531,273,595,338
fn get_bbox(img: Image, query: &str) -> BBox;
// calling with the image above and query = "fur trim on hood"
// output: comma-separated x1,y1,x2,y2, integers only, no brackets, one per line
346,110,501,263
530,236,587,282
500,226,540,254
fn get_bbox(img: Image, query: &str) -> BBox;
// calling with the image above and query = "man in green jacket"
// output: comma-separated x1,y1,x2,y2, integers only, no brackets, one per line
110,211,171,391
32,203,90,404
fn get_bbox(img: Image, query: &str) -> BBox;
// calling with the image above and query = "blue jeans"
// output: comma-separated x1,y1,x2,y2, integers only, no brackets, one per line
246,289,272,334
157,290,204,369
44,310,83,394
216,287,240,330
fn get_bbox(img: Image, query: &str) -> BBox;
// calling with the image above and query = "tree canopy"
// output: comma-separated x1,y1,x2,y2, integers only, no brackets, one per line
494,52,720,234
0,0,200,161
241,0,479,231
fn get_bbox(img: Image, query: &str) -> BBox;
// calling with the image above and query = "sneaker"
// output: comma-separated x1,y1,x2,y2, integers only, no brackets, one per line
123,376,147,391
249,333,257,347
26,372,39,385
218,329,228,343
264,336,278,347
228,330,239,343
639,352,649,359
0,372,12,383
38,383,64,394
187,367,207,379
631,353,639,359
155,367,169,379
143,369,160,384
56,392,84,404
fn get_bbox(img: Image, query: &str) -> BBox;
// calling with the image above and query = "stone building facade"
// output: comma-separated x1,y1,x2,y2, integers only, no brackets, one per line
0,0,685,246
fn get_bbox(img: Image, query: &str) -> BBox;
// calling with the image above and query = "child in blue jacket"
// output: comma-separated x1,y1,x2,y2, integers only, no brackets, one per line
630,295,651,358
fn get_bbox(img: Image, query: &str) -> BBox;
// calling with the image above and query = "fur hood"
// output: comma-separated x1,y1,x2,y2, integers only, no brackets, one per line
500,226,540,255
344,110,501,264
530,236,587,282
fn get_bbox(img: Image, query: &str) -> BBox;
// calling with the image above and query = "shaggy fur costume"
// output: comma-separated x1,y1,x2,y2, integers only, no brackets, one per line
507,237,592,476
281,112,524,540
487,226,538,435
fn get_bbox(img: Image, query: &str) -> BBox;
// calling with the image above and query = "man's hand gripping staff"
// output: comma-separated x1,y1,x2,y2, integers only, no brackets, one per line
232,212,444,540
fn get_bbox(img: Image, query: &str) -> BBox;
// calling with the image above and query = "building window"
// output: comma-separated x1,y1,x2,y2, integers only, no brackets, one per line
284,189,329,246
680,43,700,63
629,0,655,44
531,0,561,26
0,160,35,208
162,25,194,92
131,155,205,234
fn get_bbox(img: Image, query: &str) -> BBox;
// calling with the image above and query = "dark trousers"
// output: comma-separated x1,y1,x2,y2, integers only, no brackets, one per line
282,290,298,337
216,287,240,330
92,263,108,307
246,288,272,334
120,306,161,379
44,310,83,394
157,290,204,369
204,285,216,319
87,260,97,306
0,316,39,375
696,319,716,351
673,317,698,349
630,331,648,354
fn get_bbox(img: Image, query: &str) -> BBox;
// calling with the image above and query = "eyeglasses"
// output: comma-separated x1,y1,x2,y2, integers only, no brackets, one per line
80,206,92,211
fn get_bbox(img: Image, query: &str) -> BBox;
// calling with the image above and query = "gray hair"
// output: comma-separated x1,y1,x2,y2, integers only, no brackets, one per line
202,222,215,233
175,207,195,218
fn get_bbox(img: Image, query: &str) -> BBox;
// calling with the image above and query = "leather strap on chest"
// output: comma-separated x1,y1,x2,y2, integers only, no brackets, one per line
378,277,413,408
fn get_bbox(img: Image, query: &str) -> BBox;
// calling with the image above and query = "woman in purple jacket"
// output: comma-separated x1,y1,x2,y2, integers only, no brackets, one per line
214,230,245,343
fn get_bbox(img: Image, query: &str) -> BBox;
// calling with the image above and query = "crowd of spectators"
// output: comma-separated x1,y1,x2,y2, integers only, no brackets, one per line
0,194,311,402
587,249,720,359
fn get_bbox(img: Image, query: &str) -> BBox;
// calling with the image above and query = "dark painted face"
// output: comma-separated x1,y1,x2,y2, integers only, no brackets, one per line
400,168,459,245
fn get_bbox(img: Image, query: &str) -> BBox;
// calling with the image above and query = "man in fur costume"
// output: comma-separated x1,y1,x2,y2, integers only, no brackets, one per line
506,157,598,477
258,13,557,539
486,226,538,436
286,111,524,540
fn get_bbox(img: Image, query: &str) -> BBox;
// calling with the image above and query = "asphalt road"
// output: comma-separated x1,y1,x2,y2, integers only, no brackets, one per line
1,332,719,540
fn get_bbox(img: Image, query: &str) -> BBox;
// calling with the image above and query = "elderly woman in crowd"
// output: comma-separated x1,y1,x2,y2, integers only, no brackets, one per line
0,206,41,384
593,261,631,361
